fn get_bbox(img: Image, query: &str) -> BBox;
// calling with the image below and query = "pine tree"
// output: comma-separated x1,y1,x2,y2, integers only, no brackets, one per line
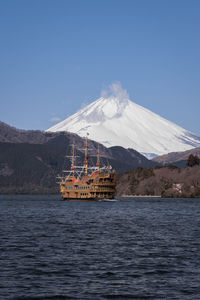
187,154,200,167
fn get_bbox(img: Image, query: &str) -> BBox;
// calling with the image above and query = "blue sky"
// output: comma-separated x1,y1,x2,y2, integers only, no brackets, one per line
0,0,200,135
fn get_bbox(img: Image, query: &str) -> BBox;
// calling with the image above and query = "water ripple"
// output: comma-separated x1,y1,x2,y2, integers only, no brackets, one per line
1,196,200,299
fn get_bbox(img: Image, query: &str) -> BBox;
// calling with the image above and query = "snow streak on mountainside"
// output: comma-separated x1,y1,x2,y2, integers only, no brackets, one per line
47,83,200,157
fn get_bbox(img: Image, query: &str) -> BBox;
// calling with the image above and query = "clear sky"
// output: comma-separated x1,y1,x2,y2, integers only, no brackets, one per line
0,0,200,135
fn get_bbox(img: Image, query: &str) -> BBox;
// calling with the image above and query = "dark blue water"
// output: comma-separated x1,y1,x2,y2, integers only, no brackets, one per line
1,196,200,300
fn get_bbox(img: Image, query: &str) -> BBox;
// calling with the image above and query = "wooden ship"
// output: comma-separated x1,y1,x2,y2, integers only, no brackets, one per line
59,137,116,200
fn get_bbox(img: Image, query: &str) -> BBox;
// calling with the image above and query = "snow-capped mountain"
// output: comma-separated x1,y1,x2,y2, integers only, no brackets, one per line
46,90,200,158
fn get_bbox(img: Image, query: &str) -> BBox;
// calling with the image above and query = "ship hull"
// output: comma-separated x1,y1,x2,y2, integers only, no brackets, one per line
60,172,116,201
61,197,114,201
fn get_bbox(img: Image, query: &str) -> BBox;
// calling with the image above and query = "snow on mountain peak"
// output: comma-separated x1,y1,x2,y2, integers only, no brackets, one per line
80,82,130,121
46,83,200,157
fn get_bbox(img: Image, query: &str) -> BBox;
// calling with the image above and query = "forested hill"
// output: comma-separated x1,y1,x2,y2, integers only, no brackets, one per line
116,165,200,198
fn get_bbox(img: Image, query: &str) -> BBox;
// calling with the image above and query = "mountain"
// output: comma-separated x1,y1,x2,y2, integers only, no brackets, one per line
0,122,157,194
153,147,200,167
46,95,200,158
0,121,156,172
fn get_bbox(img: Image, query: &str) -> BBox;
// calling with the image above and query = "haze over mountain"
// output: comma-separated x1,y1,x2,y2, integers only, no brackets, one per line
47,83,200,158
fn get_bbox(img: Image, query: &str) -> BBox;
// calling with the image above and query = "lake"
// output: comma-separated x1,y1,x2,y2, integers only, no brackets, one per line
1,195,200,299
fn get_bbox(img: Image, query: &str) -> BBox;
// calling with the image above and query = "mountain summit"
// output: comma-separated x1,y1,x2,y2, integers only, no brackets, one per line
47,84,200,157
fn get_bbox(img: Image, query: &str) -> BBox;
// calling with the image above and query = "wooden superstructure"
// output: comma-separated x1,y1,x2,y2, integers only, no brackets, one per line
59,137,116,200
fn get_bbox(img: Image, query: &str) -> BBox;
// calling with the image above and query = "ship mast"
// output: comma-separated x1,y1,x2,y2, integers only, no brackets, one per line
96,145,100,173
84,136,88,175
71,143,75,176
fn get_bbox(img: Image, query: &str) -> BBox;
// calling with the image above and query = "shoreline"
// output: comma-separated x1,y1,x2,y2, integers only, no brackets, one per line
121,195,161,198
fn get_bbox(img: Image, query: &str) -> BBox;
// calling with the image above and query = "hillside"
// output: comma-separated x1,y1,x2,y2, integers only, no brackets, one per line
153,147,200,166
116,166,200,198
0,121,56,144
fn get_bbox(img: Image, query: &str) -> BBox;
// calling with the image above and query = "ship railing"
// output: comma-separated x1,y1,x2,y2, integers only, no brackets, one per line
62,166,110,173
68,165,108,171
